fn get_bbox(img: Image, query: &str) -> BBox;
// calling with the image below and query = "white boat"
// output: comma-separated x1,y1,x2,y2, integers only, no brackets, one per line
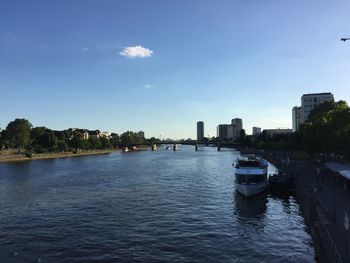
234,155,268,197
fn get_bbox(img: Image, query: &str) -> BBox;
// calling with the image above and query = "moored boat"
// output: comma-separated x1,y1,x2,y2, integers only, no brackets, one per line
234,155,268,197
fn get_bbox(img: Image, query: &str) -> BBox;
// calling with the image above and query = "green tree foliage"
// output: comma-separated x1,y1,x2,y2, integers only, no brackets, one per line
1,118,135,153
5,118,32,150
147,136,161,144
57,140,69,152
100,137,112,149
120,131,142,145
69,132,86,150
302,100,350,157
88,137,102,149
110,133,120,147
31,127,58,152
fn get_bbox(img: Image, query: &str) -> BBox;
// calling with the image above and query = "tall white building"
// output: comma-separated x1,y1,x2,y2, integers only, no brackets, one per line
292,92,334,132
301,92,334,123
292,106,302,132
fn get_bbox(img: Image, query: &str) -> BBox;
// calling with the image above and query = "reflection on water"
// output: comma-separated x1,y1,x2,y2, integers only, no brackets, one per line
0,146,315,263
234,191,268,222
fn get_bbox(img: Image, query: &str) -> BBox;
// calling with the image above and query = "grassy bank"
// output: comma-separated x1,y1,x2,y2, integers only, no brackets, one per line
0,149,115,163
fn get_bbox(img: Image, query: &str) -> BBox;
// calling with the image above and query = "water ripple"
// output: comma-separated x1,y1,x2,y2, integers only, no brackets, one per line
0,146,315,262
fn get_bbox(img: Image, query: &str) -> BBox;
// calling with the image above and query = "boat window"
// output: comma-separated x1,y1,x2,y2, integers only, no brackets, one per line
238,160,261,167
236,174,266,184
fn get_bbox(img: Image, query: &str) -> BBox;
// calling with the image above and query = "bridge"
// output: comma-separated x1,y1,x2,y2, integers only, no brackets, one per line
118,141,241,151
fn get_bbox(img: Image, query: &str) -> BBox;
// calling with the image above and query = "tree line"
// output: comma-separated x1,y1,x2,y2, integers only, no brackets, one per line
239,100,350,159
0,119,150,153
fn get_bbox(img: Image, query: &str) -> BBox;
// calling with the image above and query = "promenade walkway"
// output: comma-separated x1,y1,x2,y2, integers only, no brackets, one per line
263,151,350,263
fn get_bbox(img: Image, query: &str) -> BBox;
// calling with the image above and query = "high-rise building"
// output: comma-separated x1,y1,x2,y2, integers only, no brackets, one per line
217,118,243,140
231,118,243,139
292,92,334,132
292,106,302,132
301,92,334,123
217,124,231,139
197,121,204,141
252,127,262,136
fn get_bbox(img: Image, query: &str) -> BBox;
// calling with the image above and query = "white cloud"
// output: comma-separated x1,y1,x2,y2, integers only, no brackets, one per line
120,45,153,58
144,84,154,89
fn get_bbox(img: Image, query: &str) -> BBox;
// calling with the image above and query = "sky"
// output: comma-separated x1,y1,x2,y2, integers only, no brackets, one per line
1,0,350,139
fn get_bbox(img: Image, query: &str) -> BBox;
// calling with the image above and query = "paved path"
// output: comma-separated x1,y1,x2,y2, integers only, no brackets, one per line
264,151,350,263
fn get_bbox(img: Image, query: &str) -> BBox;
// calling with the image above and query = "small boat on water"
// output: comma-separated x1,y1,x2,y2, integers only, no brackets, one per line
234,155,268,197
122,147,129,152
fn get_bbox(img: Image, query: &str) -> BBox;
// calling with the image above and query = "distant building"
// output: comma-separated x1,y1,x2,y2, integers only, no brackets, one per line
88,130,101,139
301,92,334,123
197,121,204,141
292,106,302,132
291,92,334,132
263,128,292,137
231,118,243,139
82,130,89,140
217,118,243,140
138,131,145,139
217,124,231,139
67,128,89,140
252,127,261,136
100,131,112,139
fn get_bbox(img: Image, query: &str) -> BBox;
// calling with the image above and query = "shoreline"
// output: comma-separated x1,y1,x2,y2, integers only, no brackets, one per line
236,147,322,262
236,147,348,263
0,149,116,163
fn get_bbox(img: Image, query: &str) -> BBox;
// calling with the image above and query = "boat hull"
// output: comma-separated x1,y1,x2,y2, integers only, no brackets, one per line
235,182,268,197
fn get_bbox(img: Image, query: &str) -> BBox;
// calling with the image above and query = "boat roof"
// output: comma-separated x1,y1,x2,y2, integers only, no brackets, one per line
237,155,262,161
236,155,267,166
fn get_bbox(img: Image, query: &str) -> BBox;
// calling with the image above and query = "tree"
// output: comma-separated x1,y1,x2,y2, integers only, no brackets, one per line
110,133,120,148
57,140,69,152
100,137,112,149
302,100,350,157
5,118,32,151
88,137,101,149
31,127,57,152
120,131,142,145
240,129,246,139
69,132,86,150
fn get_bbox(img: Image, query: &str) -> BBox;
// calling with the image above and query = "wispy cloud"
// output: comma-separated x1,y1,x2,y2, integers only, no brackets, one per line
0,31,15,40
120,45,153,58
81,47,88,52
144,84,154,89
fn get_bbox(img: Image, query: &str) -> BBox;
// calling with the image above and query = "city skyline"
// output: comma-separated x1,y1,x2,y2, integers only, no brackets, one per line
1,1,350,139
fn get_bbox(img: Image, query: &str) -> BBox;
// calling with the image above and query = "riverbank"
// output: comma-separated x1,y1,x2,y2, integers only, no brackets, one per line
237,147,349,263
0,149,115,163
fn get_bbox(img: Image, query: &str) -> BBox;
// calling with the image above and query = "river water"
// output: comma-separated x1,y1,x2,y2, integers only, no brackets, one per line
0,146,315,262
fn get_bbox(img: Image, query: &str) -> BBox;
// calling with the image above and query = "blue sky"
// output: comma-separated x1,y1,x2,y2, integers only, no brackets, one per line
1,0,350,139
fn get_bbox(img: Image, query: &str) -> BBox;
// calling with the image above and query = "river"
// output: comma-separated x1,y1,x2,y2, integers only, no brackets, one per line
0,146,315,262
